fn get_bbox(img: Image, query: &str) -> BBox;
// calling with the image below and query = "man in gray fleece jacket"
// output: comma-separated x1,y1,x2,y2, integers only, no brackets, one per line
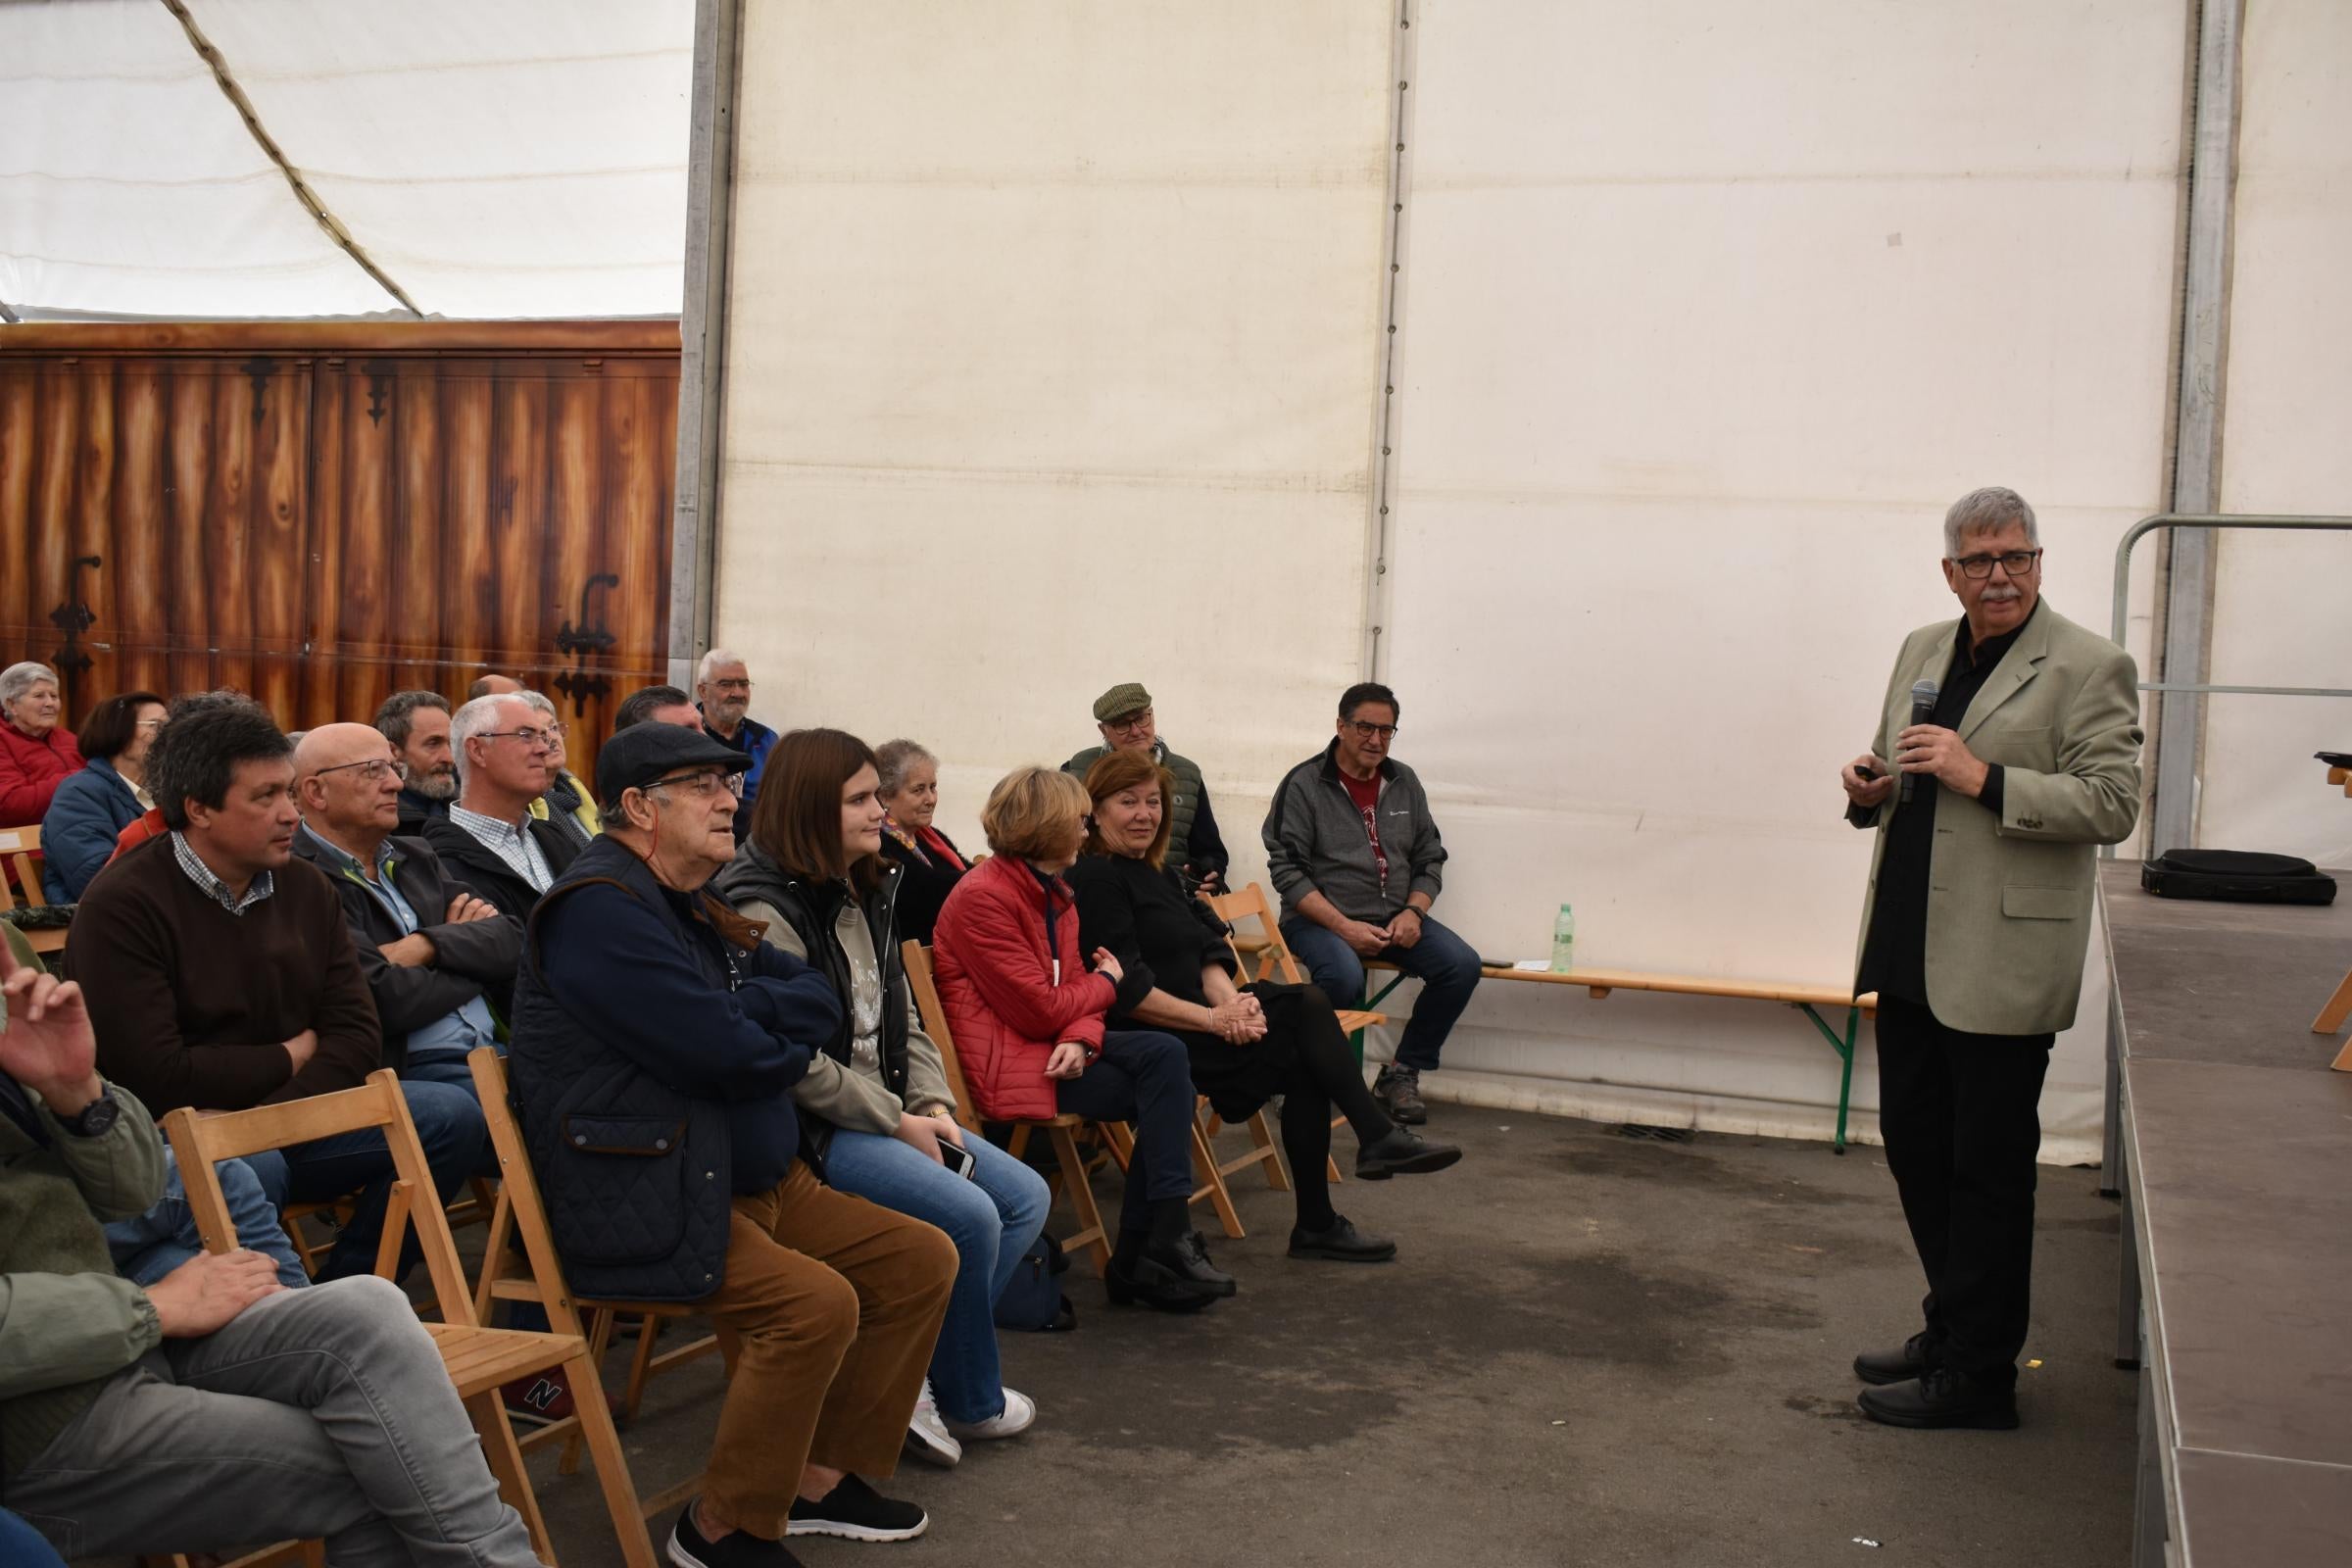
1261,682,1482,1125
0,929,538,1566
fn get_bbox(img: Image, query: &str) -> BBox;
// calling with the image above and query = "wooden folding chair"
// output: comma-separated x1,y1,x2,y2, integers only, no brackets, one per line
0,823,67,956
1200,881,1372,1185
468,1047,719,1518
163,1070,658,1568
903,940,1112,1274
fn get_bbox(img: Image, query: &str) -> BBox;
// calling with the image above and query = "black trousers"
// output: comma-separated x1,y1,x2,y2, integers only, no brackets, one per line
1873,996,2054,1384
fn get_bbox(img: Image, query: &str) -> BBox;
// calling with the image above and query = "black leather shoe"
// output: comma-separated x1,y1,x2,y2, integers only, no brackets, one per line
1354,1127,1463,1181
1853,1332,1932,1387
1149,1231,1237,1297
1857,1367,2019,1430
1288,1214,1397,1263
1104,1253,1219,1312
1373,1065,1428,1125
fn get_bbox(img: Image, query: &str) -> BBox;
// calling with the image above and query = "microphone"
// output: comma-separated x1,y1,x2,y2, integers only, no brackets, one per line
1900,679,1938,805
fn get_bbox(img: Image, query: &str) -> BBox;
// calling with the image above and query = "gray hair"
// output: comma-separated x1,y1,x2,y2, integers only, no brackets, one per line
449,694,527,788
1943,486,2039,558
517,690,557,718
0,662,58,708
874,738,937,798
696,647,747,686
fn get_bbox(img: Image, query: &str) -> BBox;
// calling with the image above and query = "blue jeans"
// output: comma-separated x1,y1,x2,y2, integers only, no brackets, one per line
104,1148,310,1291
244,1080,488,1283
820,1126,1051,1425
1282,912,1483,1073
3,1508,68,1567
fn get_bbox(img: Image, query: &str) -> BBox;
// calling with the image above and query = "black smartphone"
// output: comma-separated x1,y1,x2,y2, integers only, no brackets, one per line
937,1139,978,1181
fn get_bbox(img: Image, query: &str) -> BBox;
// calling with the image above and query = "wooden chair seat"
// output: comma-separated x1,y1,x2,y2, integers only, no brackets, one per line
164,1070,658,1567
0,824,67,956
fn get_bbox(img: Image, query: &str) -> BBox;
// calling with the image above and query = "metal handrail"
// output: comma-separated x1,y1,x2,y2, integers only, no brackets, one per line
2111,514,2352,699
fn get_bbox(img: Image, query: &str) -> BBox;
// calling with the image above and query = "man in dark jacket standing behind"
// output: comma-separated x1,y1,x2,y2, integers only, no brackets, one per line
1263,682,1482,1127
510,721,954,1568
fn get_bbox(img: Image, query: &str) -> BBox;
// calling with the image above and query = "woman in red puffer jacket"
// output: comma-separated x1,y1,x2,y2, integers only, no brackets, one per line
0,662,85,829
933,765,1230,1313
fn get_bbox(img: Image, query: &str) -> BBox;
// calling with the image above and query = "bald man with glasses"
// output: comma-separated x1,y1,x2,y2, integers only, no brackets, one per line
292,723,522,1088
420,696,582,928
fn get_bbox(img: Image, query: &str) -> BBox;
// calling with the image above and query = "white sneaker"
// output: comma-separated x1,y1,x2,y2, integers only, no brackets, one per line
944,1386,1037,1442
904,1378,961,1468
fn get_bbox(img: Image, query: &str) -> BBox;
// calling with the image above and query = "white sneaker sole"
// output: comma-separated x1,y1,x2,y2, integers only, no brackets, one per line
785,1512,930,1543
666,1528,717,1568
903,1421,962,1468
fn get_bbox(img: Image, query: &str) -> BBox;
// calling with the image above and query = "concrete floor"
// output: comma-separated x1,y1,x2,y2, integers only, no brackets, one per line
532,1107,2135,1568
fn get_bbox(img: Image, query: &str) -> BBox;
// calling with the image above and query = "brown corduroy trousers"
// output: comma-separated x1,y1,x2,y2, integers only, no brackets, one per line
701,1159,957,1539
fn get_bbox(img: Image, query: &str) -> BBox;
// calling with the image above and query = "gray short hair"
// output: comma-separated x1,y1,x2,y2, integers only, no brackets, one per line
517,690,557,718
0,662,58,708
697,647,747,686
449,694,525,788
1943,487,2039,558
874,738,937,798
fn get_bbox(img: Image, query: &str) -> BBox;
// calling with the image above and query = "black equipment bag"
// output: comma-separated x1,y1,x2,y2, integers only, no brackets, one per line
2141,849,2337,906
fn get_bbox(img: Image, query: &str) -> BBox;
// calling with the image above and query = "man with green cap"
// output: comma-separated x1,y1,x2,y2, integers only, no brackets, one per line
1063,683,1229,894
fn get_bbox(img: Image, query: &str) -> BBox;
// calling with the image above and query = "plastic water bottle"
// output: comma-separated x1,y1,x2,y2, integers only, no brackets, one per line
1550,903,1576,973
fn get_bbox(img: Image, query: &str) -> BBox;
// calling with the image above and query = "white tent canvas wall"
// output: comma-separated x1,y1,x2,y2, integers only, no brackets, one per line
7,0,2346,1163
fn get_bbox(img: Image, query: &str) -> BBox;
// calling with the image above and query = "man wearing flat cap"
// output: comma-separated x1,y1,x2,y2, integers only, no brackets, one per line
1063,682,1229,894
508,723,956,1562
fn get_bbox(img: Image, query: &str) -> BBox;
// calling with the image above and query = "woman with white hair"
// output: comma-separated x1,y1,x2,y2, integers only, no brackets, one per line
0,662,85,829
873,739,972,945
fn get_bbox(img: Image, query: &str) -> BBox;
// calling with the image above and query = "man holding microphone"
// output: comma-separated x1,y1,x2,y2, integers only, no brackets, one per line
1839,486,2143,1430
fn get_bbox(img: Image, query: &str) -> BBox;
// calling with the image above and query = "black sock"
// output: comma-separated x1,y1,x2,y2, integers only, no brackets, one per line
1281,1085,1340,1231
1147,1195,1192,1250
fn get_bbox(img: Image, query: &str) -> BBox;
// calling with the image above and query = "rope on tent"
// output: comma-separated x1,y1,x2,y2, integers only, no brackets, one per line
157,0,423,318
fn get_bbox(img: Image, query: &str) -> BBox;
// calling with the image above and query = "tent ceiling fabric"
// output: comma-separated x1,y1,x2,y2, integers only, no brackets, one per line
0,0,691,319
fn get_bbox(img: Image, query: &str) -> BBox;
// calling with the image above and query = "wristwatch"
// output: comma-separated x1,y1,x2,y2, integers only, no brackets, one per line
58,1087,121,1139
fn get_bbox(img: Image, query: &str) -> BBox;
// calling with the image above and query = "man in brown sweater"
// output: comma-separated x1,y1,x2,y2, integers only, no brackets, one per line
72,693,487,1281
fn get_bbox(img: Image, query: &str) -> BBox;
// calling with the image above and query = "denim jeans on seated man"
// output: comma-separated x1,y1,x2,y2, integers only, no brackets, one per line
3,1508,68,1567
105,1146,310,1291
240,1079,488,1282
819,1125,1051,1426
1280,913,1484,1075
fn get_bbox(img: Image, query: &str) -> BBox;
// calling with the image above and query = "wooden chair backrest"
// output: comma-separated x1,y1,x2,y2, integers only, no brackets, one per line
0,824,45,912
162,1070,475,1325
901,940,984,1135
1201,881,1305,987
466,1047,591,1337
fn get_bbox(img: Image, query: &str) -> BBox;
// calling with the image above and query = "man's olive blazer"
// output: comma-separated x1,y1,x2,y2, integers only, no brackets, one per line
1851,602,2144,1036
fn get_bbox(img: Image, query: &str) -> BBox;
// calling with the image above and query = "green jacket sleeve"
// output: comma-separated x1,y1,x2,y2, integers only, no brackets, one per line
0,1272,164,1398
1998,645,2144,846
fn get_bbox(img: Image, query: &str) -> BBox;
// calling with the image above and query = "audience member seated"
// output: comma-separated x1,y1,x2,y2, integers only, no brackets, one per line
699,648,779,835
40,689,164,902
1070,751,1461,1265
0,662,84,832
1062,682,1229,894
511,721,955,1564
613,682,702,731
1262,681,1482,1127
292,723,521,1085
933,766,1225,1312
519,689,601,847
69,692,486,1282
375,689,458,834
717,729,1051,1467
0,938,540,1566
421,695,582,925
0,921,307,1293
874,738,973,946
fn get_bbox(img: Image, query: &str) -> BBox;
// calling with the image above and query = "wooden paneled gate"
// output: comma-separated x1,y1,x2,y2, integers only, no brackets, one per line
0,321,679,754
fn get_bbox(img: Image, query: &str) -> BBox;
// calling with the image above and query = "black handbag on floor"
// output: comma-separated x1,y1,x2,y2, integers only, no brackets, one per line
2141,849,2337,906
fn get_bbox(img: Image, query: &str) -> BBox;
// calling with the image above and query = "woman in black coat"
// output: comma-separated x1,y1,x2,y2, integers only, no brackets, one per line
874,739,972,945
1065,750,1462,1263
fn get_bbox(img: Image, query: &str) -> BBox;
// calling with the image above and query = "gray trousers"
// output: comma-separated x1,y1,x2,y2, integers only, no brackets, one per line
9,1276,539,1567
